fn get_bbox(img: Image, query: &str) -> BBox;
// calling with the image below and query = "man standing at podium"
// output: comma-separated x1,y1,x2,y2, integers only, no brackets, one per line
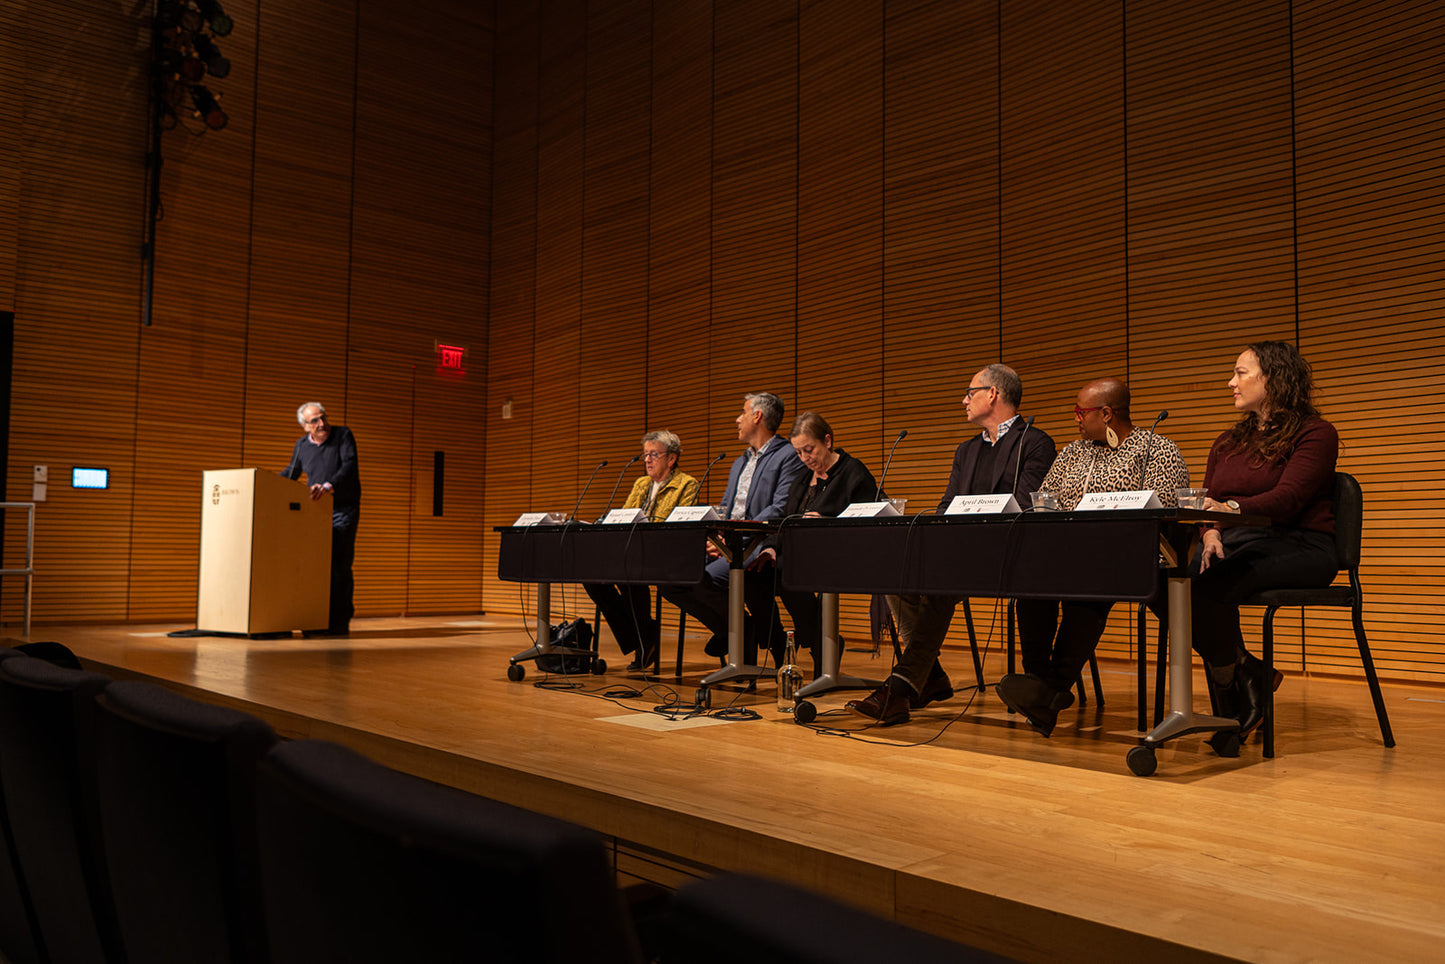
282,402,360,636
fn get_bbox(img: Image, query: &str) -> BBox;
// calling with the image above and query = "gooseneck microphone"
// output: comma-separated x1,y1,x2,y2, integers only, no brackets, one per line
567,459,608,523
874,429,909,501
696,451,729,500
1009,415,1037,502
600,453,643,520
1139,410,1169,493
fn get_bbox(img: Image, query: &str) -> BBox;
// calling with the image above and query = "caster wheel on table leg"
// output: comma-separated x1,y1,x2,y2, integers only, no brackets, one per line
592,658,607,675
506,663,525,682
1126,745,1158,777
793,700,817,725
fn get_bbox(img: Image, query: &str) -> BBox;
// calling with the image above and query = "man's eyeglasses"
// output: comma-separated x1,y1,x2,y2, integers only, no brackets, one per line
962,385,994,400
1073,405,1105,418
303,416,327,426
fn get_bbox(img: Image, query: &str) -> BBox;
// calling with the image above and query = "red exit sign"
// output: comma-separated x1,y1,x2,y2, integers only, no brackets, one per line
436,343,466,374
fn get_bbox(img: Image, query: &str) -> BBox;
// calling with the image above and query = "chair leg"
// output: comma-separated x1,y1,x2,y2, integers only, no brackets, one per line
1351,599,1396,748
1262,606,1277,759
1154,615,1168,727
1136,603,1148,732
962,598,985,692
1088,653,1104,706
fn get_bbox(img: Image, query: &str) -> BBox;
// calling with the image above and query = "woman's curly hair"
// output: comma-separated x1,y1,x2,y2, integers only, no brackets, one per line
1225,340,1319,463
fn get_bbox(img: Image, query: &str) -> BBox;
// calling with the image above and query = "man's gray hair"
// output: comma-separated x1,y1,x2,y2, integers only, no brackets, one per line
744,392,785,433
642,429,683,458
296,402,326,426
980,364,1023,408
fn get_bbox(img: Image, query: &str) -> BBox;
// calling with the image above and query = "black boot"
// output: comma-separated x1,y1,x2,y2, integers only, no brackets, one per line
1234,651,1272,738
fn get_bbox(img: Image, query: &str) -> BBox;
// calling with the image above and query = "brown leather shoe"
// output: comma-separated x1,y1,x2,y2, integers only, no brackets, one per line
909,661,954,709
845,684,911,725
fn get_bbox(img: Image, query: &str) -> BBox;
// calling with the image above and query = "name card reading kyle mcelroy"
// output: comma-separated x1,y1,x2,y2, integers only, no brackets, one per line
1074,490,1162,511
601,508,648,524
945,493,1021,515
838,500,900,518
666,505,722,522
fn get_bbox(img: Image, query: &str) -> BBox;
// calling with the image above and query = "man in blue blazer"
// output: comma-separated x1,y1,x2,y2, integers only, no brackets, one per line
662,392,807,665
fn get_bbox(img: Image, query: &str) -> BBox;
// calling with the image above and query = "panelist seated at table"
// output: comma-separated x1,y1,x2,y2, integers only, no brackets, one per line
847,363,1057,725
746,412,880,677
660,392,808,666
1190,341,1339,740
584,430,699,670
994,377,1190,737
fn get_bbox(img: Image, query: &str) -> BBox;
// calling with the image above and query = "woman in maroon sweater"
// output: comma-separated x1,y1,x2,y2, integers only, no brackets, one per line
1193,341,1340,739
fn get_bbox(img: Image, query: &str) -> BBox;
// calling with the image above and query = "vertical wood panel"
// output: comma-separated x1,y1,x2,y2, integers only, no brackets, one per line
1296,0,1445,681
880,0,999,510
577,0,653,519
647,0,716,501
351,0,492,615
483,0,541,613
710,0,799,453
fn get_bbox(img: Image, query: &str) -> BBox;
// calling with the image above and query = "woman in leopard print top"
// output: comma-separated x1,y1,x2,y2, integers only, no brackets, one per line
995,377,1190,737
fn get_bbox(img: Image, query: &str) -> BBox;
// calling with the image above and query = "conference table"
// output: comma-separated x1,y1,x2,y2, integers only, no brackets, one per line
776,509,1258,775
495,519,774,687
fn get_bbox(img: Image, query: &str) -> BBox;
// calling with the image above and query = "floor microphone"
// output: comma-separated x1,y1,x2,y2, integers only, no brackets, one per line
696,451,729,502
568,459,608,523
599,453,642,520
874,429,908,501
1009,415,1036,501
1139,410,1169,493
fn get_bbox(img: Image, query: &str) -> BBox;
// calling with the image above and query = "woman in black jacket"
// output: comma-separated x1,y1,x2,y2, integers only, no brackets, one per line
746,412,879,674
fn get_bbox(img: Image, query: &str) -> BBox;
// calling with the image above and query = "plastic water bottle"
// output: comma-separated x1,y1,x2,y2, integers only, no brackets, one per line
777,630,802,713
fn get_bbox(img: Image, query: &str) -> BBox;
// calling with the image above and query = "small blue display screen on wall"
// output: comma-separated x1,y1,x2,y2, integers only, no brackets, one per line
72,467,109,490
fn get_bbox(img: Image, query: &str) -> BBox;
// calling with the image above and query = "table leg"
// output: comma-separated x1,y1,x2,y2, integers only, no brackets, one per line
509,582,554,663
797,592,883,699
701,559,772,686
1139,575,1238,745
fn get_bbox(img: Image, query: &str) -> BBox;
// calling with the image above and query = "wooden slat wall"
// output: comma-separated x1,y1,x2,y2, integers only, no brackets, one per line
8,1,1445,683
473,0,1444,683
5,0,491,626
1294,0,1445,678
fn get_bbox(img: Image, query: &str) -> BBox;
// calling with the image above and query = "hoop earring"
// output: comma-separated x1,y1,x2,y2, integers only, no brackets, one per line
1105,424,1120,449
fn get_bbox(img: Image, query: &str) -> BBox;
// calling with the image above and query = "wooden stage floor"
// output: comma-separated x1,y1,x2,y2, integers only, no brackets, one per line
46,615,1445,963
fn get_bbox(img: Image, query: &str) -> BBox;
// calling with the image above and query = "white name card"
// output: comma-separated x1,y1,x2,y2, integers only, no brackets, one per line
1075,490,1162,511
512,511,568,526
839,500,900,518
666,505,721,522
945,493,1021,515
601,508,648,524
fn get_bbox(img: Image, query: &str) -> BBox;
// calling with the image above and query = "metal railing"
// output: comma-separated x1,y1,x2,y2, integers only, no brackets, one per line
0,503,35,639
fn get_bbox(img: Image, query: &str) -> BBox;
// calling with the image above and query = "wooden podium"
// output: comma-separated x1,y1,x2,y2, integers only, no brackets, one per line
197,469,332,635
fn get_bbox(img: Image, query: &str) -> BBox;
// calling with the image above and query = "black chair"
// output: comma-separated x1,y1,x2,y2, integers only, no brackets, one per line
592,590,687,678
664,872,1016,963
0,647,44,964
0,656,122,964
255,738,644,964
91,680,278,963
1243,471,1395,758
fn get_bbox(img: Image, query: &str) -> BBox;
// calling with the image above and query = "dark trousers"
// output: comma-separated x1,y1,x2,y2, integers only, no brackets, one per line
584,583,654,655
1015,579,1167,693
1189,527,1337,668
659,555,785,665
329,516,357,633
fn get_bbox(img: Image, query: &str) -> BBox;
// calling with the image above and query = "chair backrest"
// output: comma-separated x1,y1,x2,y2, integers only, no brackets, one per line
0,648,44,964
255,739,644,964
665,872,1013,963
1332,472,1363,571
92,679,278,964
0,656,121,964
